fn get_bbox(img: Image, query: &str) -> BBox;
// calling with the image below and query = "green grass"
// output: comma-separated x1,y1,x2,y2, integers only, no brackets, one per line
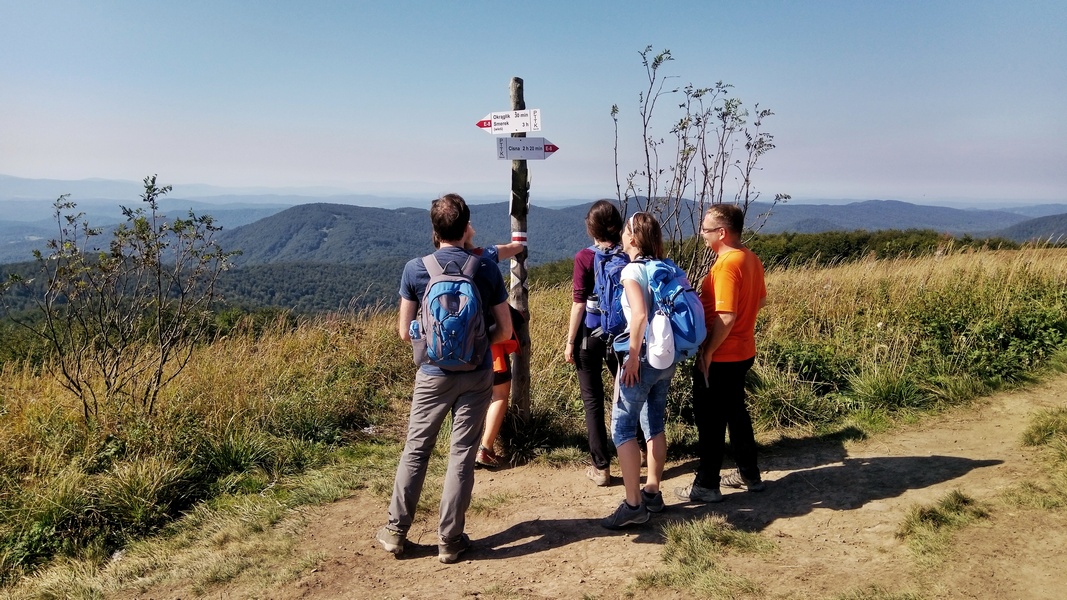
1004,406,1067,509
635,515,774,597
896,490,989,564
1022,406,1067,447
1,440,404,598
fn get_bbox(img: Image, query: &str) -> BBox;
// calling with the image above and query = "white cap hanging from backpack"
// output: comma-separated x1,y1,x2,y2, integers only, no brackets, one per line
646,311,675,369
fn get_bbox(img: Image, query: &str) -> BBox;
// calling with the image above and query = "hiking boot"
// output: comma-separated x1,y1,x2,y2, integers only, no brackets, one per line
601,500,649,529
641,488,664,513
375,526,406,555
476,445,501,468
586,465,611,486
438,533,471,564
720,469,766,492
674,483,723,503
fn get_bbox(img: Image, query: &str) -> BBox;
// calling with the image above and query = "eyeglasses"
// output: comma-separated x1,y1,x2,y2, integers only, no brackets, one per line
701,226,725,235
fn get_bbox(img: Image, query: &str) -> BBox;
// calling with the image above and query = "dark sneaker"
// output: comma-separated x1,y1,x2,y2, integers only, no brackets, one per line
720,469,766,492
375,526,406,555
476,445,501,468
641,488,664,513
438,533,471,564
586,465,611,486
674,483,723,503
601,500,649,529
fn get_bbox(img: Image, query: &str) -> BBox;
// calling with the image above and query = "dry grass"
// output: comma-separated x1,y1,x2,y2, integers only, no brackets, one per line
1003,405,1067,509
896,490,989,566
636,514,774,597
4,248,1067,597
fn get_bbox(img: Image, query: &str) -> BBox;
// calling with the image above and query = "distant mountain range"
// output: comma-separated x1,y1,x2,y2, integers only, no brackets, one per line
4,173,1067,311
749,199,1067,236
4,192,1067,267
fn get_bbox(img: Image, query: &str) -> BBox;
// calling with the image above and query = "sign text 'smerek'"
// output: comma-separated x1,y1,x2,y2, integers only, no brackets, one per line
476,109,541,134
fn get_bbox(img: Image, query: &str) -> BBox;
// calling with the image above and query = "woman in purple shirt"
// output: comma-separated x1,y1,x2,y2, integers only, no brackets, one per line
564,200,626,486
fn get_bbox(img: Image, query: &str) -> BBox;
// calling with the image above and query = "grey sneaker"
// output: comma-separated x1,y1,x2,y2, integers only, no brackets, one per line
375,526,405,555
674,483,723,503
586,465,611,486
720,469,766,492
438,533,471,564
601,500,649,529
641,488,664,513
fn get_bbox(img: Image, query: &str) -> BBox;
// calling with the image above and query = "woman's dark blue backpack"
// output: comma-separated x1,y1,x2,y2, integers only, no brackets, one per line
584,245,629,341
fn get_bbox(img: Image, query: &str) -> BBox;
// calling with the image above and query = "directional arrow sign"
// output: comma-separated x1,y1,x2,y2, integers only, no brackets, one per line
477,109,541,134
496,137,558,160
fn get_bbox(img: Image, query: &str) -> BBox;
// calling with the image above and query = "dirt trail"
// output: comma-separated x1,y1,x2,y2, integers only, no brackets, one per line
252,376,1067,599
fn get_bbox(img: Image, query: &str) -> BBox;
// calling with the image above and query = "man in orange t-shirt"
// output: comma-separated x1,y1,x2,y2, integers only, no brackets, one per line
675,204,767,503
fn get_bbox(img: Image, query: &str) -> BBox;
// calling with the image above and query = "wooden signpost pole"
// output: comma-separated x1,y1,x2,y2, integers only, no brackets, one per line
508,77,532,418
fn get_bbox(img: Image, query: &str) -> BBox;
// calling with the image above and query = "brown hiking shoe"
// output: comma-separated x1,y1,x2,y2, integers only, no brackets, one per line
720,469,766,492
475,445,502,468
586,465,611,486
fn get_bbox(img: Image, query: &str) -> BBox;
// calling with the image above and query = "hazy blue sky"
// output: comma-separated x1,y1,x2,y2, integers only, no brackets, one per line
2,1,1064,204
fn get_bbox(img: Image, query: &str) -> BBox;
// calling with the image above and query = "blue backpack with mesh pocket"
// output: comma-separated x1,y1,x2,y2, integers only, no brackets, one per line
611,258,706,364
644,258,706,362
417,254,488,371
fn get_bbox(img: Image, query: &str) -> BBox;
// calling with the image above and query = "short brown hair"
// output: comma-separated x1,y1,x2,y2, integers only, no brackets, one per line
431,193,470,243
706,203,744,235
585,200,624,245
626,211,664,259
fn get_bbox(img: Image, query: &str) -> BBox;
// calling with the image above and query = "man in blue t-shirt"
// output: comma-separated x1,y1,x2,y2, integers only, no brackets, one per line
376,193,512,565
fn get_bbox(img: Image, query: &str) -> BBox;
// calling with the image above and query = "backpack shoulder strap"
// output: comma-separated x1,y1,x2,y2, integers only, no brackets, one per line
422,254,445,278
459,254,481,278
643,259,670,298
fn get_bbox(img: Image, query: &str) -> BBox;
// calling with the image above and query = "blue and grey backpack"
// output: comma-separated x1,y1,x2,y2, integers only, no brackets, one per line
611,258,706,364
644,258,706,362
418,254,488,371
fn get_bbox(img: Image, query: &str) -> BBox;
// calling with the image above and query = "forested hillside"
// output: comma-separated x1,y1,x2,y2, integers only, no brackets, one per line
5,199,1063,315
993,213,1067,244
214,259,411,313
217,202,590,267
752,199,1030,234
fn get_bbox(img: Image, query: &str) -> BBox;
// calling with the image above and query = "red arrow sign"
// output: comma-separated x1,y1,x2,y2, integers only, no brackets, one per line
476,109,541,134
496,137,558,160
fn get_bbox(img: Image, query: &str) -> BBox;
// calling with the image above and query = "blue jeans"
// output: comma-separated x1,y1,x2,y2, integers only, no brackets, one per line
611,357,676,447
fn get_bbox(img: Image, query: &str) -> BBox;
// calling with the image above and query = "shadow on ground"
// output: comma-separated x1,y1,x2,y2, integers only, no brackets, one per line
468,424,1001,561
